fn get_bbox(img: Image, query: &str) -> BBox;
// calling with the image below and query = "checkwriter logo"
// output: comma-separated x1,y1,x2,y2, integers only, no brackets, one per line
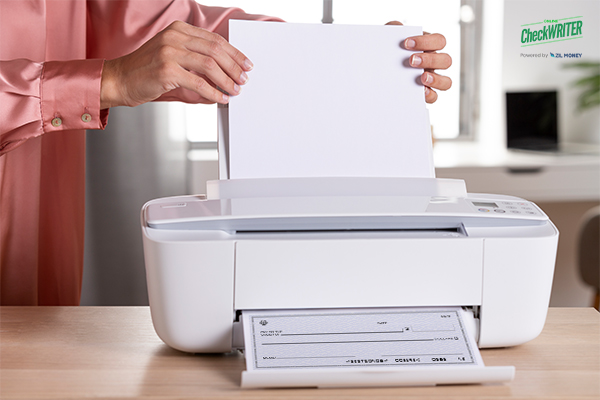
521,16,583,47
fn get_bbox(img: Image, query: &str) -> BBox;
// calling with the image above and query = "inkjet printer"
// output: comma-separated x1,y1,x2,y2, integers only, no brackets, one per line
141,21,559,388
140,145,558,388
142,176,558,352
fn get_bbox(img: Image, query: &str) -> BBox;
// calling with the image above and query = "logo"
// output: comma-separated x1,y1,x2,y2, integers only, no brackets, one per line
520,52,583,59
259,320,268,326
551,52,583,58
520,16,583,47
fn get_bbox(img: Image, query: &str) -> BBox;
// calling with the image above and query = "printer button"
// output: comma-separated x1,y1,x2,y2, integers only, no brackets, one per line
478,208,490,212
494,209,506,213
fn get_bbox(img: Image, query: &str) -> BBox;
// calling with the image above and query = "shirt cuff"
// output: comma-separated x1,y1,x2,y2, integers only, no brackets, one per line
41,59,109,132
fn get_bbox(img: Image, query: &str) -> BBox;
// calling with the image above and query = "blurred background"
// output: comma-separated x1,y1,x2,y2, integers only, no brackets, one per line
82,0,600,308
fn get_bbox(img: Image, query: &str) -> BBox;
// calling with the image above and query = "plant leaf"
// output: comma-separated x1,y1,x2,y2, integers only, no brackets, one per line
563,62,600,69
573,74,600,88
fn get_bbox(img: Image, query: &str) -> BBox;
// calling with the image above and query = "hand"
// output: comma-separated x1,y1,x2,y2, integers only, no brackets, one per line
100,21,253,109
386,21,452,104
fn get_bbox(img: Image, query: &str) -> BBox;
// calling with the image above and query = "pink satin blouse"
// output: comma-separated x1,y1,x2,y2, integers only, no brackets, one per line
0,0,277,305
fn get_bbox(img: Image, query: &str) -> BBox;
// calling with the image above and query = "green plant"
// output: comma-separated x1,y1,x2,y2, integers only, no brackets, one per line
563,62,600,111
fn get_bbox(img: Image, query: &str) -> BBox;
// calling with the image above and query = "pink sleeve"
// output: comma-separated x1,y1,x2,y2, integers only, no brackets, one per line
0,59,108,155
86,0,283,103
0,0,281,154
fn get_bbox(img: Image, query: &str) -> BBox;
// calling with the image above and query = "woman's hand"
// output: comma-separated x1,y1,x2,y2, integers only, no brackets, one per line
386,21,452,104
100,21,253,109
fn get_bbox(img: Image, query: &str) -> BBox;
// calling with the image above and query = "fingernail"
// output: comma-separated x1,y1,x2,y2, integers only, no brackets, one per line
424,73,433,84
222,94,229,103
424,87,431,96
240,71,248,84
411,55,422,66
244,59,254,70
233,84,241,94
405,38,416,49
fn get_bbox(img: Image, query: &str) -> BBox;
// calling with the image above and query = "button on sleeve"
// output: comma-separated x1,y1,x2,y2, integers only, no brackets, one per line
51,117,62,127
41,59,109,132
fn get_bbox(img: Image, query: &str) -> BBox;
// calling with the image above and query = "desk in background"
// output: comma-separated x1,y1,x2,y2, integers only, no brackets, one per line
0,307,598,399
434,142,600,203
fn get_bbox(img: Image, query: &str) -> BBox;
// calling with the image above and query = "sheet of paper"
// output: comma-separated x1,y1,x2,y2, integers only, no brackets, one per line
228,21,434,179
242,307,483,371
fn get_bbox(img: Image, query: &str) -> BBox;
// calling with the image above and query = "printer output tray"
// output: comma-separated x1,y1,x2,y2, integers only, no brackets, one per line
241,366,515,388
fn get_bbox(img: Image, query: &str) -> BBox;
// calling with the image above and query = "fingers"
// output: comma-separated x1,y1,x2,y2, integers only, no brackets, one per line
403,32,452,105
409,52,452,70
102,20,257,108
421,71,452,91
424,87,438,104
171,21,254,72
384,23,450,105
174,66,231,104
165,21,253,103
180,38,247,97
404,33,447,52
420,71,450,104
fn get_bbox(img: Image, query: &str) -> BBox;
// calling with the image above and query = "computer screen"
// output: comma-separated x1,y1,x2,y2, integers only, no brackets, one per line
506,91,558,151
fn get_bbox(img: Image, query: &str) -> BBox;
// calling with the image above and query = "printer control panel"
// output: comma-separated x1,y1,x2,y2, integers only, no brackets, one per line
469,200,542,217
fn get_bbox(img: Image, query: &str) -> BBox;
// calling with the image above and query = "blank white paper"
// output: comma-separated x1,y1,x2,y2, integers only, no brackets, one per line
228,21,434,179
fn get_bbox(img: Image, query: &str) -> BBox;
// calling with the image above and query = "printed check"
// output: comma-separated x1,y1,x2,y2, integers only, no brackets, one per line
242,307,483,370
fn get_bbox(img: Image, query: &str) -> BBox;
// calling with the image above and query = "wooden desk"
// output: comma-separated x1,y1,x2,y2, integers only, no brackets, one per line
1,307,598,399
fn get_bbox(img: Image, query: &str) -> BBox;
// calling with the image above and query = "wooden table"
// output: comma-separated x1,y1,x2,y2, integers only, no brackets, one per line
1,307,598,399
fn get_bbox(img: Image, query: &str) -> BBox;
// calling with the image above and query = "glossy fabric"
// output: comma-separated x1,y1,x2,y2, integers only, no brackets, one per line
0,0,276,305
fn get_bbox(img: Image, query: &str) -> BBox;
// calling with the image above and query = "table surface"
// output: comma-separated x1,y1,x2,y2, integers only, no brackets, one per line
432,141,600,169
1,307,598,399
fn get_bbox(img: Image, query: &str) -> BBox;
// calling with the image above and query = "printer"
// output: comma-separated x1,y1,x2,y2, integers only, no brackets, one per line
140,21,559,388
142,175,558,354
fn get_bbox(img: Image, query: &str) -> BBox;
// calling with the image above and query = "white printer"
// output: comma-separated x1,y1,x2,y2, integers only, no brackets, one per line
142,175,558,354
141,21,559,388
140,120,558,388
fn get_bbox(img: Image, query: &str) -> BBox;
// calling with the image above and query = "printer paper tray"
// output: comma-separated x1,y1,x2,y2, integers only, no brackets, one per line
241,365,515,388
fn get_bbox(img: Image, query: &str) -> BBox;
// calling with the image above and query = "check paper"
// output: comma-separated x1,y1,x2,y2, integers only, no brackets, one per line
243,307,483,371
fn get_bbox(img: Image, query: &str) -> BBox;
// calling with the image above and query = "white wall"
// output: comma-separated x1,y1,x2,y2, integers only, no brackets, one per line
502,0,600,145
499,0,600,307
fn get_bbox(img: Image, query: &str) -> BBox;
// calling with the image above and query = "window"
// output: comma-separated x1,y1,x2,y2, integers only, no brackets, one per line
180,0,476,144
